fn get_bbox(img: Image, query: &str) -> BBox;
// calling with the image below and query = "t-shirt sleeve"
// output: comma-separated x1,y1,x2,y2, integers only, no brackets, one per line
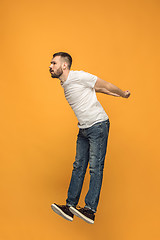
79,71,98,88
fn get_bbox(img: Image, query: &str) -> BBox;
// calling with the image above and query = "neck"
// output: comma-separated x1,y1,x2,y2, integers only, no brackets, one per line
59,69,70,83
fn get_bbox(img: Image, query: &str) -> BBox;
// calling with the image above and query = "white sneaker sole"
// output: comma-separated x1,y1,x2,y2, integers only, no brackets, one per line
51,204,73,222
69,207,94,224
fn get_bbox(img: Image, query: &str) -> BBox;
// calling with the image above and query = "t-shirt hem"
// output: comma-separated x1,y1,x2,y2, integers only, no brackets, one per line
78,117,109,129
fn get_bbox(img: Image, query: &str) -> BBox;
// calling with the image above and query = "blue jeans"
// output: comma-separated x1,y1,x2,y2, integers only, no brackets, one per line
66,119,110,212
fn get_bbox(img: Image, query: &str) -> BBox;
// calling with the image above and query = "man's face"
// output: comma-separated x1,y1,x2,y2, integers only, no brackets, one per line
49,56,63,78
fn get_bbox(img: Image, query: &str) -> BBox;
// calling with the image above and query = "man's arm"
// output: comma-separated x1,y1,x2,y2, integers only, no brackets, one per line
95,87,121,97
94,77,130,98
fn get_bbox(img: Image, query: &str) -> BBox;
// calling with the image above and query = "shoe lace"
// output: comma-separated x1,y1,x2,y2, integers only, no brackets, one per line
76,205,92,213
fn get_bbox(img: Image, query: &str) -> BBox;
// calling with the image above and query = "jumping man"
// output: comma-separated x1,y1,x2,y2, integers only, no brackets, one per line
49,52,130,224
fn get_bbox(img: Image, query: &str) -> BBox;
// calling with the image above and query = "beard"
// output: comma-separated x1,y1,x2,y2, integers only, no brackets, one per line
50,66,63,78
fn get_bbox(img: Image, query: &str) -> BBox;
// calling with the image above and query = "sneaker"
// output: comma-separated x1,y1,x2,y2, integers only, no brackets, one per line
51,203,74,221
69,206,95,224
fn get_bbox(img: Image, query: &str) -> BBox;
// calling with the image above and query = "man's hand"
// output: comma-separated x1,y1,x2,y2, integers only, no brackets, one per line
123,90,131,98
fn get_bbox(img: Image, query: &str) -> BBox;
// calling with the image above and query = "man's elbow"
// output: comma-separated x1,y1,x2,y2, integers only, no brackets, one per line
94,86,111,95
94,87,102,93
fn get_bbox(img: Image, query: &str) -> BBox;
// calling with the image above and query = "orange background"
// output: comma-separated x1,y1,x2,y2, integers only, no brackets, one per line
0,0,160,239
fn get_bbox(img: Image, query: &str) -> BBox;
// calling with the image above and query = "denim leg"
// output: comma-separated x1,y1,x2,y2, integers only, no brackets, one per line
66,129,89,207
85,120,110,212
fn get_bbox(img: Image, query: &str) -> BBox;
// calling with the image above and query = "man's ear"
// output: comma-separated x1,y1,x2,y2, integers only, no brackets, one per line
62,62,68,70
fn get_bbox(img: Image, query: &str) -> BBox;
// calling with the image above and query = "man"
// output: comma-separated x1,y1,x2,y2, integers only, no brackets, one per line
49,52,130,224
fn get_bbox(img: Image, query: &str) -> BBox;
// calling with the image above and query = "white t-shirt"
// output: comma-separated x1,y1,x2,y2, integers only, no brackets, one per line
60,70,109,129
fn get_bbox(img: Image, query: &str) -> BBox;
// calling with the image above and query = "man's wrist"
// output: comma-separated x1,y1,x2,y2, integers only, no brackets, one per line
121,91,126,98
116,90,126,98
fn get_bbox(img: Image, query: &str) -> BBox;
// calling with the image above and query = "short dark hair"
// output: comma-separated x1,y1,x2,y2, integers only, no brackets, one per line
53,52,72,70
